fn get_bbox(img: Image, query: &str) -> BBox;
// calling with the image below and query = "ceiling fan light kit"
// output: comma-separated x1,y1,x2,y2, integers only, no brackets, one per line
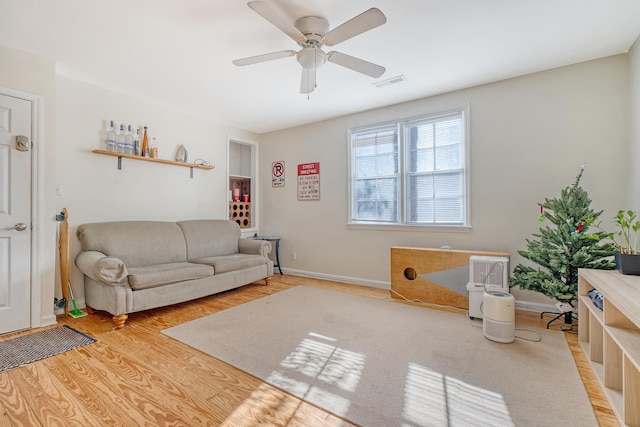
297,47,326,70
234,1,387,94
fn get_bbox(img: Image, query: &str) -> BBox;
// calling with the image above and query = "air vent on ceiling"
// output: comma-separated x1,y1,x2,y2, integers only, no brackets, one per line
373,75,406,88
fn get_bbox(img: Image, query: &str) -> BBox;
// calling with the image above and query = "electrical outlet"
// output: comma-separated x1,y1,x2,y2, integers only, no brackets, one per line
291,251,297,261
55,184,63,196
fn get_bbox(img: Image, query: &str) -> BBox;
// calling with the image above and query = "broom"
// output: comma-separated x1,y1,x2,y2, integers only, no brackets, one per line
67,279,87,318
57,207,86,318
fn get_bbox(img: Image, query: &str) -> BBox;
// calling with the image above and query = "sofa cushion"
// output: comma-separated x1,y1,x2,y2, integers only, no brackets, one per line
177,220,240,259
127,262,214,290
190,254,266,274
77,221,188,267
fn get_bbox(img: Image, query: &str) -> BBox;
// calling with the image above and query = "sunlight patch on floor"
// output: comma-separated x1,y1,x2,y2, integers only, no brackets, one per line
403,363,514,427
264,332,367,417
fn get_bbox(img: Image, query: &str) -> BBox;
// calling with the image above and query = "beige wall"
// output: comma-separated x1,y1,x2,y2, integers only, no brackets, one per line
55,76,258,305
1,40,634,320
630,36,640,211
1,43,258,323
259,55,630,308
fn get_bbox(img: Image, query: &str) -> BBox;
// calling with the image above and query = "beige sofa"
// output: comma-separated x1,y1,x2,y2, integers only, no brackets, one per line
75,219,273,328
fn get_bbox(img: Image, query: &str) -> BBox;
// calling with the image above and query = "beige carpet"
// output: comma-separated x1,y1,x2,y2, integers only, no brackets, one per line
162,286,597,427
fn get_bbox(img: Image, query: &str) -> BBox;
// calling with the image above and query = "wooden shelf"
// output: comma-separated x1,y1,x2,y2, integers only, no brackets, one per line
579,295,604,323
578,269,640,427
609,326,640,371
93,150,214,178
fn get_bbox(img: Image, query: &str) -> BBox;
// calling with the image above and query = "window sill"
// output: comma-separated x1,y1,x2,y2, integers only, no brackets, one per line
347,222,472,233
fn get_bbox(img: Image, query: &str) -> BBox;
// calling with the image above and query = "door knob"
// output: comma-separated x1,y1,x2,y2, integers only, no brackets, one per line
4,223,27,231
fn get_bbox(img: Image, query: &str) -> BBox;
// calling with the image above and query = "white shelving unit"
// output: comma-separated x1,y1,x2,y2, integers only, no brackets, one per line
228,139,257,233
578,269,640,427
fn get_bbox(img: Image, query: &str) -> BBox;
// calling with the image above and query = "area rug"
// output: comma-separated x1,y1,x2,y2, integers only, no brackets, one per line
162,286,597,427
0,325,97,373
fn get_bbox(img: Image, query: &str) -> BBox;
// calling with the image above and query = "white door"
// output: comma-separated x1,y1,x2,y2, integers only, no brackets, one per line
0,94,32,335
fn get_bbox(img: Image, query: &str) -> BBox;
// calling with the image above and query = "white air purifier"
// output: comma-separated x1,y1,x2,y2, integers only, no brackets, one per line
483,291,515,343
467,256,509,319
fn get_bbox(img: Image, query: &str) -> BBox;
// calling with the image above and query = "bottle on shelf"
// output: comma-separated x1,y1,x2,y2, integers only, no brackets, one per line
125,125,134,155
133,128,141,156
150,137,158,159
106,120,116,152
116,124,126,154
141,126,149,157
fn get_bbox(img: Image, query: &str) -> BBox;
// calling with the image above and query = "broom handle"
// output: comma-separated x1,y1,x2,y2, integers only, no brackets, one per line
60,208,69,317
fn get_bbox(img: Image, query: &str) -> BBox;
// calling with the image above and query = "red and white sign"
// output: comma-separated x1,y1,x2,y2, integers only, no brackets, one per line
297,162,320,200
272,161,285,187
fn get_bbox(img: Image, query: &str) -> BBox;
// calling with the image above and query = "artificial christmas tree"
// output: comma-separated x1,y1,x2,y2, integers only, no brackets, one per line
510,165,616,327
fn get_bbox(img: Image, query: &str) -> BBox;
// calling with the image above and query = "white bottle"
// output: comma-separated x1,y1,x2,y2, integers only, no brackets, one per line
150,137,158,159
106,120,117,152
125,125,134,154
116,124,126,153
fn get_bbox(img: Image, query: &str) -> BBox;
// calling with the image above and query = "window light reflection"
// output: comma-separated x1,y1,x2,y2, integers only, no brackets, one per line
403,363,514,427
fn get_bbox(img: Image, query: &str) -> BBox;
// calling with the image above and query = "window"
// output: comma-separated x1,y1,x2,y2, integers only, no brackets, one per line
349,106,469,227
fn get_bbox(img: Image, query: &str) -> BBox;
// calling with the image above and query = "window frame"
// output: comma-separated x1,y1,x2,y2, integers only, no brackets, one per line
347,105,471,231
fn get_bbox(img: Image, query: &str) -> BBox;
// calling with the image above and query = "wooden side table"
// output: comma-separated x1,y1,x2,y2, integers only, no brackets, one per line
250,236,282,274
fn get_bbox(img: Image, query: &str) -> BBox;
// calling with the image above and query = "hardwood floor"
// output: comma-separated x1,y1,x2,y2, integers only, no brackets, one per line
0,275,616,426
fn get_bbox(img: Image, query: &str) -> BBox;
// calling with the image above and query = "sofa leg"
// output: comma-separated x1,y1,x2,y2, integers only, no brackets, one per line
85,305,95,314
112,313,128,329
265,276,271,286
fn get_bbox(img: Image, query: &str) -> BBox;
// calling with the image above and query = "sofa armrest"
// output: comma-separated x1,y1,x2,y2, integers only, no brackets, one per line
76,250,129,286
239,239,272,258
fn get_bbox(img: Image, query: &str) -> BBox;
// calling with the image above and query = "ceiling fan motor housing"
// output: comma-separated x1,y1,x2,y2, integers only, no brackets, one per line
294,16,329,44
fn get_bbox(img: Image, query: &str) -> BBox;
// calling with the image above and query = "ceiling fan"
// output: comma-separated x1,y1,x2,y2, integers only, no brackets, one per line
232,1,387,94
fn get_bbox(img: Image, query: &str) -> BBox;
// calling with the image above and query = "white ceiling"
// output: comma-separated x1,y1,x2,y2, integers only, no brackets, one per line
1,0,639,134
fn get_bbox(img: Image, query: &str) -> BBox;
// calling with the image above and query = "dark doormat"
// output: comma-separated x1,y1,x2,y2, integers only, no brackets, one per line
0,325,97,373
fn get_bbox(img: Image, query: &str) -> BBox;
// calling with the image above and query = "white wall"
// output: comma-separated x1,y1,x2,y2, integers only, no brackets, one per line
630,36,640,211
55,76,258,305
0,44,57,326
259,55,630,308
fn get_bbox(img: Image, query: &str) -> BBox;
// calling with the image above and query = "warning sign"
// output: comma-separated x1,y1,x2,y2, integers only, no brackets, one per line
297,162,320,200
272,161,285,187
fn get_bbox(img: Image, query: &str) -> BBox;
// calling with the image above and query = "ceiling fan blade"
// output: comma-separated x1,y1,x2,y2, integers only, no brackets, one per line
248,1,306,44
300,68,316,94
327,51,385,78
323,8,386,47
233,50,297,66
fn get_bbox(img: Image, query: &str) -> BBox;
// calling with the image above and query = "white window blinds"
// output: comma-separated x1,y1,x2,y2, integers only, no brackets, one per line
405,112,465,225
352,125,399,222
350,107,468,227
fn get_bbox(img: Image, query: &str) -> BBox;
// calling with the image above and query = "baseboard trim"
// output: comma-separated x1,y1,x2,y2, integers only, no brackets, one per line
281,268,557,313
40,314,57,327
514,300,558,314
281,268,389,289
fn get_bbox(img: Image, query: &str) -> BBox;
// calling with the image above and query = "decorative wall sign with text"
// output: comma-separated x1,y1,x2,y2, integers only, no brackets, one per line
297,162,320,200
272,161,285,187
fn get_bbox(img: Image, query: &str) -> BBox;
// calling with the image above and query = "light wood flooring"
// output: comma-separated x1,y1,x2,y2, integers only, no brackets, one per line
0,275,617,426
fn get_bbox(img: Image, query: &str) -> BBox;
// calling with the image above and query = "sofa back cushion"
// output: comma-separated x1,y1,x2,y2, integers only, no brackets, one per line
76,221,187,267
177,220,240,260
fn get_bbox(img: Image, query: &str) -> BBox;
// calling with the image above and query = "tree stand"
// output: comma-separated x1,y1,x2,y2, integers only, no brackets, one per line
541,310,576,330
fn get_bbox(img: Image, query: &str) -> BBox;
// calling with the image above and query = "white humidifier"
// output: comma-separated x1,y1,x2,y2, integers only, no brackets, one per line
482,291,515,343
